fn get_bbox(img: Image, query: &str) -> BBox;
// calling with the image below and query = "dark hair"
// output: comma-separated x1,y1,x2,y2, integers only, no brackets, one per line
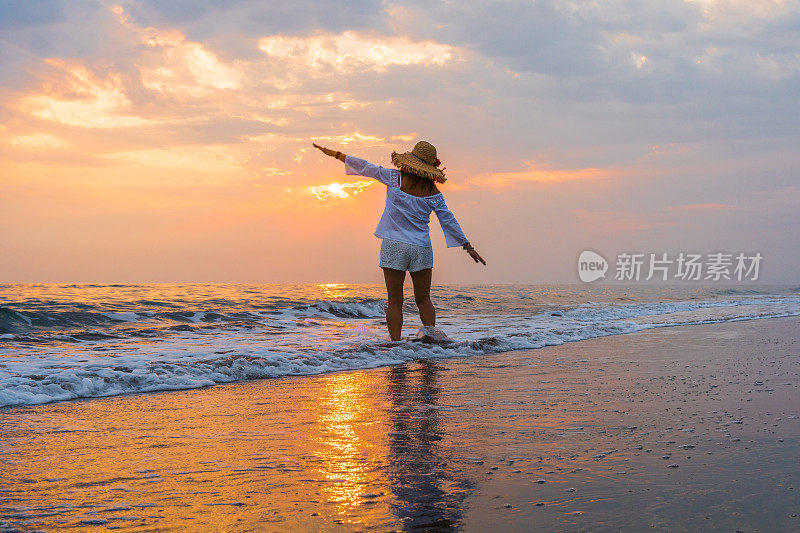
401,170,437,195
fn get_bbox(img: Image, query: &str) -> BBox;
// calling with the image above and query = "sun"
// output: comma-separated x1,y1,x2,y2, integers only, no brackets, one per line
309,181,373,200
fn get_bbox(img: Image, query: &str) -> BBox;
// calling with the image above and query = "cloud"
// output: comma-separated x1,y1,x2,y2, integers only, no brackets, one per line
122,0,389,38
6,133,71,149
137,28,245,99
668,202,737,212
2,0,800,281
390,0,702,77
258,31,457,75
0,0,66,29
14,59,154,128
466,161,616,188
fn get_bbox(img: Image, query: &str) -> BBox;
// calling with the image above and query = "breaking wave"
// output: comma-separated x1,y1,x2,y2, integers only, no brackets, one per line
1,284,799,408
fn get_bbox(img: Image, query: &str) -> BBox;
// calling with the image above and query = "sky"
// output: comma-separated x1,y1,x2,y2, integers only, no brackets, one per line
1,0,799,284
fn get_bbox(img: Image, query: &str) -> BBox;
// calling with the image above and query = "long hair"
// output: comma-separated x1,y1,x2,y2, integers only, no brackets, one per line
401,170,438,195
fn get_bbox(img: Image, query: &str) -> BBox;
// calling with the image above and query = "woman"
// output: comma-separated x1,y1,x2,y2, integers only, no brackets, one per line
313,140,486,341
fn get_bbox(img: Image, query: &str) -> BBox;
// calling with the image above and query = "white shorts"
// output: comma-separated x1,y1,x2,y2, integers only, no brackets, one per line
379,239,433,272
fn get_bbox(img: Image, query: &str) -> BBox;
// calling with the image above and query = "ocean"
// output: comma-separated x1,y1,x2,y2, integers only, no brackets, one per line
1,283,799,408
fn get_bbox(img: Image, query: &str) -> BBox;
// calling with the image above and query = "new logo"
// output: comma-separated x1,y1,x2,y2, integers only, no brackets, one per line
578,250,608,283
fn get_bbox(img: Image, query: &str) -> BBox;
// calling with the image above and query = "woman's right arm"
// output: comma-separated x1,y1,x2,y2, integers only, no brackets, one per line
430,197,487,265
463,242,487,265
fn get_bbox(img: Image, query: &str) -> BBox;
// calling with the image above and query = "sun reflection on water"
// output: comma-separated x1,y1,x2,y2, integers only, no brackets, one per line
315,282,352,299
314,372,391,525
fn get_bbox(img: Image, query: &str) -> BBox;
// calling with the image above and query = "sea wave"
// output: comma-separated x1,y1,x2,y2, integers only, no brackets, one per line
304,299,386,318
1,287,799,408
711,287,769,296
0,321,642,408
0,298,387,338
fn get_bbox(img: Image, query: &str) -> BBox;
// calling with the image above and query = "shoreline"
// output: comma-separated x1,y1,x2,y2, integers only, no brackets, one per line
3,309,800,410
1,316,799,531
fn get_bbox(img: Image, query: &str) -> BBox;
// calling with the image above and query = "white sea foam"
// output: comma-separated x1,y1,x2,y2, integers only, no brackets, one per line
1,288,798,408
309,299,386,318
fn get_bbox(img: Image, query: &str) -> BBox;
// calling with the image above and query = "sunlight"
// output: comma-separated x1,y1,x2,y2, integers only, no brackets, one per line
315,283,351,299
310,181,373,200
314,372,390,525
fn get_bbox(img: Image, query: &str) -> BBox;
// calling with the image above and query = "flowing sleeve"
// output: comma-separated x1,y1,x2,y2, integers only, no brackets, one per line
427,195,469,248
344,155,399,187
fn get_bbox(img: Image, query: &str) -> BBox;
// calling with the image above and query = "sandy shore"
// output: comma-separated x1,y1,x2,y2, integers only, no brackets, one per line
1,317,799,531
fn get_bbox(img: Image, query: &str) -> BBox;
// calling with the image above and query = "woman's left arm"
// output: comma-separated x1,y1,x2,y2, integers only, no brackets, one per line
313,142,396,185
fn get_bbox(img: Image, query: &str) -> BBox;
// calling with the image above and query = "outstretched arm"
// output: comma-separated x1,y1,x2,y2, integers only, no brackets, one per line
429,197,487,266
313,142,396,186
313,143,346,162
462,242,487,265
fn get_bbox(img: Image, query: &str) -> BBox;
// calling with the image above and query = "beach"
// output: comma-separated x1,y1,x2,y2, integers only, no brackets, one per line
2,315,798,531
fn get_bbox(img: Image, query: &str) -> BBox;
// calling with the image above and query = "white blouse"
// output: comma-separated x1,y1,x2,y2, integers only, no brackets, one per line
345,155,468,248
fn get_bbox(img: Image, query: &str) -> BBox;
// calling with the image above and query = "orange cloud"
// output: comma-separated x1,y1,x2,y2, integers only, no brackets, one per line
466,160,614,188
314,132,386,145
390,132,418,142
6,133,71,149
15,59,153,128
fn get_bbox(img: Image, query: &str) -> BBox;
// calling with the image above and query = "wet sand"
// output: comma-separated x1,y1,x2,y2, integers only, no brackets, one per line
1,317,799,531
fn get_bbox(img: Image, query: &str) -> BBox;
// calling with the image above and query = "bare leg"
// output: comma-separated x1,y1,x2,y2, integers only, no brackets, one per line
382,267,406,341
410,268,435,327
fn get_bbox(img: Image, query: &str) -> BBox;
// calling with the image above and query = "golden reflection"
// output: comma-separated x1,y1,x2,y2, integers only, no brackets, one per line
315,282,351,299
314,372,390,524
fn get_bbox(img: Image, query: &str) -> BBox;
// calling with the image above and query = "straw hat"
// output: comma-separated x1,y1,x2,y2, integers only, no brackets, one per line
391,141,446,183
